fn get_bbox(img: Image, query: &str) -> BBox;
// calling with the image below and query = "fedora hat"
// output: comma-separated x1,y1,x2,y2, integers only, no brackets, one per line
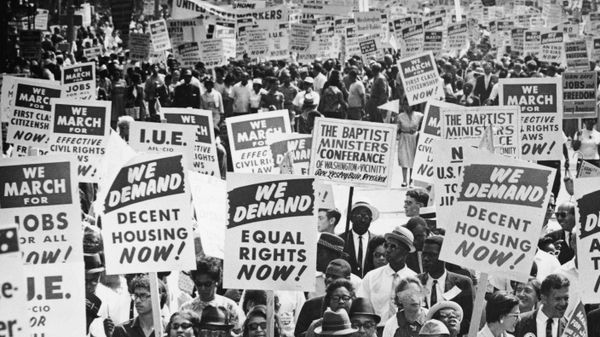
419,319,450,336
351,201,379,221
384,226,415,253
349,298,381,324
200,306,234,330
318,233,345,254
314,309,358,336
84,253,105,274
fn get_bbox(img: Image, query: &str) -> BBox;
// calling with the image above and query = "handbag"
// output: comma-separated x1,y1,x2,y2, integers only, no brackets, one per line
563,168,574,196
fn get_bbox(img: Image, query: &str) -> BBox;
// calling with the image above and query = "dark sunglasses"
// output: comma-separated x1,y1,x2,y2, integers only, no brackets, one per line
248,322,267,331
172,323,194,330
555,212,569,218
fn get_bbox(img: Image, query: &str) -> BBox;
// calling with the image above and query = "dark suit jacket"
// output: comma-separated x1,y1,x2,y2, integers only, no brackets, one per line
473,75,494,103
544,230,575,264
294,296,325,337
588,307,600,337
417,271,474,335
339,230,373,277
514,309,567,337
406,251,423,274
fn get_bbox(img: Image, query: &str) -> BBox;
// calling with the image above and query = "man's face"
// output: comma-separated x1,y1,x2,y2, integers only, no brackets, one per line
483,62,492,75
318,211,330,232
436,308,461,334
192,274,217,299
324,264,347,287
404,196,421,217
132,288,152,315
351,315,377,337
541,287,569,318
184,73,192,84
385,238,409,264
85,273,100,297
422,242,443,274
544,195,556,227
556,204,575,232
351,206,372,234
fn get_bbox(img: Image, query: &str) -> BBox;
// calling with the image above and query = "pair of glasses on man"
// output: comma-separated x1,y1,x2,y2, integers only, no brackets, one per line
330,295,352,302
248,322,267,331
131,293,151,301
172,323,194,330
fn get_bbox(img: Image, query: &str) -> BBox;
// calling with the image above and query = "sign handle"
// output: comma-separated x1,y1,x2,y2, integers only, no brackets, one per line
344,186,355,235
149,272,163,337
468,272,488,337
267,290,275,337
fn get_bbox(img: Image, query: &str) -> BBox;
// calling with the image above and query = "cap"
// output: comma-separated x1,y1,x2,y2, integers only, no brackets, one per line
304,77,314,84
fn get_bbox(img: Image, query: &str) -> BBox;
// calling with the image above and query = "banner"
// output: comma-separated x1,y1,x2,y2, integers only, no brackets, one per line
7,78,63,151
226,110,291,174
149,19,172,52
0,155,86,337
129,121,196,171
499,77,563,161
398,51,443,106
224,173,317,291
539,31,564,64
575,177,600,303
267,133,312,175
61,62,96,100
47,99,111,183
441,106,521,158
129,33,151,62
0,225,29,337
565,40,590,72
172,0,289,24
438,151,555,282
300,0,353,16
100,153,196,274
309,118,396,188
563,71,597,119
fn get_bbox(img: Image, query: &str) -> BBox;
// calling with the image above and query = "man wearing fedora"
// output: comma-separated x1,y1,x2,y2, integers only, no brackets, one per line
314,309,358,337
340,201,379,278
358,226,417,332
349,298,381,337
199,306,234,337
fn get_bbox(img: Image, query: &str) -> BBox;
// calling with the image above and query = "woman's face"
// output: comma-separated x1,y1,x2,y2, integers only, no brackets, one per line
501,305,521,333
169,316,195,337
247,315,267,337
514,283,538,311
373,244,387,269
396,283,422,317
329,286,353,311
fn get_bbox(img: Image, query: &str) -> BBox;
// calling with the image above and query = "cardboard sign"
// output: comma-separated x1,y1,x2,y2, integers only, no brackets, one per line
441,106,521,158
226,110,291,174
523,30,541,57
161,108,220,177
309,118,396,188
101,153,195,274
398,51,443,106
167,18,205,48
129,121,196,171
400,24,424,57
61,62,96,100
563,71,597,119
267,133,312,175
561,301,588,337
578,160,600,178
35,9,49,30
83,46,103,60
149,19,172,52
129,33,151,62
575,177,600,303
47,99,111,183
439,151,555,282
499,77,563,161
358,34,383,62
510,28,526,56
7,78,63,151
423,31,444,56
290,23,313,53
224,173,317,291
0,155,86,337
354,11,382,36
176,42,201,67
592,37,600,62
245,26,269,60
539,31,564,64
200,39,228,68
447,22,468,53
565,40,590,72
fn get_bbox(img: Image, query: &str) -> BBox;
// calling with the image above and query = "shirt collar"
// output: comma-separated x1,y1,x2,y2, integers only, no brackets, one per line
537,306,560,323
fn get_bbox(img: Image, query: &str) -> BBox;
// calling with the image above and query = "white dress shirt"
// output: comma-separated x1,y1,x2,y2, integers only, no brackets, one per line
536,307,560,337
424,270,447,308
358,264,417,326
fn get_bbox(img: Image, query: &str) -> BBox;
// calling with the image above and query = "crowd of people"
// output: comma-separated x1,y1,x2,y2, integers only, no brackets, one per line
3,2,600,337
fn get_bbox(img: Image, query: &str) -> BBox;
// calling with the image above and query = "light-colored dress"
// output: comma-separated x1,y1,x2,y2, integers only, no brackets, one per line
397,111,424,168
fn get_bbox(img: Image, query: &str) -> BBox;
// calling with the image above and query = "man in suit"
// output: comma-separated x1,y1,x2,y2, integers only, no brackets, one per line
417,236,474,336
544,201,576,264
339,201,379,277
514,274,570,337
587,307,600,337
473,61,495,104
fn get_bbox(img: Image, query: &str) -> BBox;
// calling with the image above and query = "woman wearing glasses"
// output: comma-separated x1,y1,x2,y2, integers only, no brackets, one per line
167,311,201,337
243,305,280,337
305,279,355,337
478,292,520,337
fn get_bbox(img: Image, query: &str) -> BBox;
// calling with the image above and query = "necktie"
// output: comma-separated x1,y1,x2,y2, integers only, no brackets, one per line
546,318,553,337
431,279,438,307
357,235,363,273
390,273,400,315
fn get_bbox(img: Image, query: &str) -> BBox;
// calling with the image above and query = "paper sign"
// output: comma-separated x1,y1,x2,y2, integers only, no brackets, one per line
149,19,172,52
35,9,49,30
61,62,96,100
226,110,291,174
424,31,444,56
563,71,598,119
267,133,312,175
398,51,443,106
309,118,396,188
578,161,600,178
523,30,541,57
561,301,588,337
447,22,468,53
499,77,563,161
47,99,111,183
575,177,600,303
100,153,195,274
83,46,102,60
224,173,317,291
565,40,590,72
129,33,151,61
539,31,564,64
162,108,220,177
439,152,555,282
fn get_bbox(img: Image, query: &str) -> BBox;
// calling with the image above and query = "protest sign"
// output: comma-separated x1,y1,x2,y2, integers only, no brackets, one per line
592,37,600,62
423,31,444,56
499,77,563,161
177,42,201,68
61,62,96,100
47,99,111,183
83,46,103,60
224,173,317,291
565,40,590,72
189,172,226,259
357,34,383,62
400,24,424,57
423,16,444,30
35,9,49,30
7,78,63,151
575,176,600,303
200,39,228,68
129,33,151,61
149,19,172,52
267,133,312,175
441,106,521,158
129,121,196,170
539,31,564,64
561,301,588,337
578,160,600,178
162,108,220,176
226,110,291,174
167,18,205,48
398,51,443,106
439,151,555,282
523,30,541,57
0,155,86,337
290,23,313,53
266,22,290,61
354,11,382,36
412,101,459,186
447,22,468,53
309,118,396,188
20,31,42,60
0,226,30,337
510,28,525,56
246,26,269,60
563,71,597,119
101,153,196,274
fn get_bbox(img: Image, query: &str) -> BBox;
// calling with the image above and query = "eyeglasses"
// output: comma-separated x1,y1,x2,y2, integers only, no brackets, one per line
248,322,267,331
351,322,375,330
196,280,215,288
131,293,151,301
555,212,569,218
331,295,352,302
172,323,194,330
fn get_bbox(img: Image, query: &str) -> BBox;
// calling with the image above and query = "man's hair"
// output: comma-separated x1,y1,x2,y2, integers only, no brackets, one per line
326,209,342,225
423,235,444,249
559,201,576,214
191,256,222,281
327,258,352,279
406,189,429,206
485,291,520,323
128,274,167,306
324,279,355,304
540,274,570,297
405,216,429,234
